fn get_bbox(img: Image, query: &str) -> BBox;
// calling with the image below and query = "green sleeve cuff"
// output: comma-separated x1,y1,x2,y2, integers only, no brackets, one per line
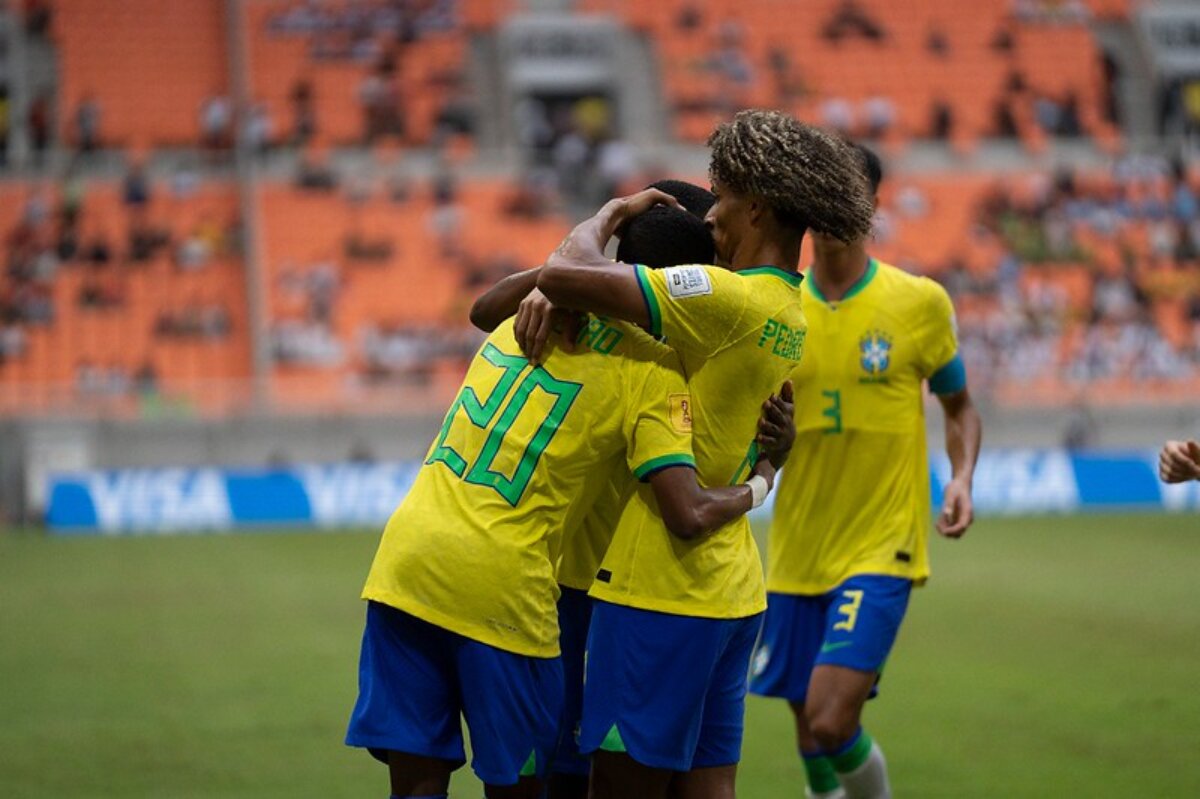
632,453,696,482
633,264,663,339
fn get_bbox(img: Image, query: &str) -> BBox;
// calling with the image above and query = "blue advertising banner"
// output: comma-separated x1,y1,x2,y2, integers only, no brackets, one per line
46,450,1197,535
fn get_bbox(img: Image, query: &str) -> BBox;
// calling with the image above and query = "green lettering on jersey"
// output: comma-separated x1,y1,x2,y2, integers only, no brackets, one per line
427,344,583,506
576,316,625,355
757,317,805,362
427,343,526,475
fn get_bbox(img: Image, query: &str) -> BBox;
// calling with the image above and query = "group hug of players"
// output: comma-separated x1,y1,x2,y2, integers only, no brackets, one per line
344,110,984,799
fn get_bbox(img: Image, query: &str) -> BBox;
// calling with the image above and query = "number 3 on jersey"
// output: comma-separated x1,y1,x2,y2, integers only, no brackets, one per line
821,389,843,435
427,343,582,507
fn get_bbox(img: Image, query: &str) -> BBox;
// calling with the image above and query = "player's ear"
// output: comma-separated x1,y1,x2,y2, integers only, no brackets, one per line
748,196,766,227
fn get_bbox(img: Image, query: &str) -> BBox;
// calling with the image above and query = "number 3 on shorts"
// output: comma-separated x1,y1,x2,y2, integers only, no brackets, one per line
832,589,864,632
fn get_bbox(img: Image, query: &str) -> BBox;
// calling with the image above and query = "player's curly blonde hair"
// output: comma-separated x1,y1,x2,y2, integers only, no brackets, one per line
707,110,875,243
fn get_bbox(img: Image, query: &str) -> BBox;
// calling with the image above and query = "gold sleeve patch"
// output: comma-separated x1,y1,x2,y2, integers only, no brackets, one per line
669,393,694,433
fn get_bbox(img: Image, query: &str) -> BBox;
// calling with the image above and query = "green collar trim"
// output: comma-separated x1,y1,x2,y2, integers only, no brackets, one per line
737,265,804,288
806,257,877,304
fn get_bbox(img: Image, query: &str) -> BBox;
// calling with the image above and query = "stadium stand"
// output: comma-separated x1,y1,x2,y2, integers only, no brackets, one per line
53,0,230,147
244,0,474,148
0,176,250,415
3,0,1197,415
258,169,571,411
582,0,1121,150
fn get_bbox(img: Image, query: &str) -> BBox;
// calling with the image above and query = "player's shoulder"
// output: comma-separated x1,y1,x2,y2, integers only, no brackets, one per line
875,260,953,315
590,317,684,375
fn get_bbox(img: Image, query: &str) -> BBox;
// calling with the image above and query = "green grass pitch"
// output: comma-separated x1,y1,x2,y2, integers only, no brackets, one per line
1,513,1198,797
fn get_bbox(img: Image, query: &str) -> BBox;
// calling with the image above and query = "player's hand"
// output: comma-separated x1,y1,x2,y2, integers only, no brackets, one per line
756,380,795,469
1158,440,1200,484
936,477,974,538
605,188,685,235
514,288,577,363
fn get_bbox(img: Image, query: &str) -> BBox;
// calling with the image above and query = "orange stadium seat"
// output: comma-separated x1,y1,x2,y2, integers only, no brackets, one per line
53,0,229,146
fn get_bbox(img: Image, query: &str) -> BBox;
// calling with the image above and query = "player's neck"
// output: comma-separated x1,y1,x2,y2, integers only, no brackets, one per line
728,233,801,274
810,245,870,302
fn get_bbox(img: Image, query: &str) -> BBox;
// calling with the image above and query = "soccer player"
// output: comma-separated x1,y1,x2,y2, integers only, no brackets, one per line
346,272,789,799
510,110,875,799
471,183,754,799
1159,439,1200,483
748,145,984,799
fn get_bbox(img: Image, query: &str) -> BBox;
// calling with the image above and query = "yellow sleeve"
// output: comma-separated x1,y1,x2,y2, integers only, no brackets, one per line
915,279,960,378
622,347,697,480
635,264,751,358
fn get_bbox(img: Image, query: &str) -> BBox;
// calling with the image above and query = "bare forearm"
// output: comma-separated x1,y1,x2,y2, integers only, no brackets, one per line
469,268,541,331
544,200,624,274
650,461,773,541
944,399,982,484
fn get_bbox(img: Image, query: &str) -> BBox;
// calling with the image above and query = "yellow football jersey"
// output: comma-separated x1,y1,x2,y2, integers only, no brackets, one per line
555,474,633,592
589,264,807,619
767,259,960,595
362,316,695,658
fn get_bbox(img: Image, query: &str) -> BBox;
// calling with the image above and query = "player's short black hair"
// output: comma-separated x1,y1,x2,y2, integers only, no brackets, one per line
645,179,716,219
617,205,716,268
855,143,883,195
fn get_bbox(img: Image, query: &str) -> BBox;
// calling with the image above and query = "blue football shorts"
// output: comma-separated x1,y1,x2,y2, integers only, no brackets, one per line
748,574,912,704
550,585,595,778
579,600,764,772
345,600,564,786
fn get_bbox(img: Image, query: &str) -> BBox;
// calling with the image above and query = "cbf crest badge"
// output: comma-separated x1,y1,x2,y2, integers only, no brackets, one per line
859,329,892,382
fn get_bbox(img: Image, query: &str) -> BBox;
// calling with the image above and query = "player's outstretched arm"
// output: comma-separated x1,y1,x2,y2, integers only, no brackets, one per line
468,267,541,332
515,189,683,359
936,387,982,538
1159,440,1200,483
648,459,775,541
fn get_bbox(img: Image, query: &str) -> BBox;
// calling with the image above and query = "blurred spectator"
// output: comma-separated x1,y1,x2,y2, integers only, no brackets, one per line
122,164,151,208
991,22,1015,52
0,321,27,364
429,164,464,258
73,94,102,155
925,24,950,57
343,228,394,262
28,93,51,166
0,84,10,168
821,96,855,137
676,2,702,31
1062,401,1098,450
23,0,51,37
822,0,886,43
296,149,337,191
708,21,755,113
767,47,806,105
271,319,343,366
289,77,317,146
432,75,476,148
175,227,213,270
502,169,556,220
133,359,159,397
200,92,233,152
245,101,275,156
862,95,896,139
358,71,404,144
128,217,169,263
930,98,954,140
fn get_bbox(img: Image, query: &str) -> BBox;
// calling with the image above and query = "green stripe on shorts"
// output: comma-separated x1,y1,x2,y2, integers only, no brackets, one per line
599,724,627,753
